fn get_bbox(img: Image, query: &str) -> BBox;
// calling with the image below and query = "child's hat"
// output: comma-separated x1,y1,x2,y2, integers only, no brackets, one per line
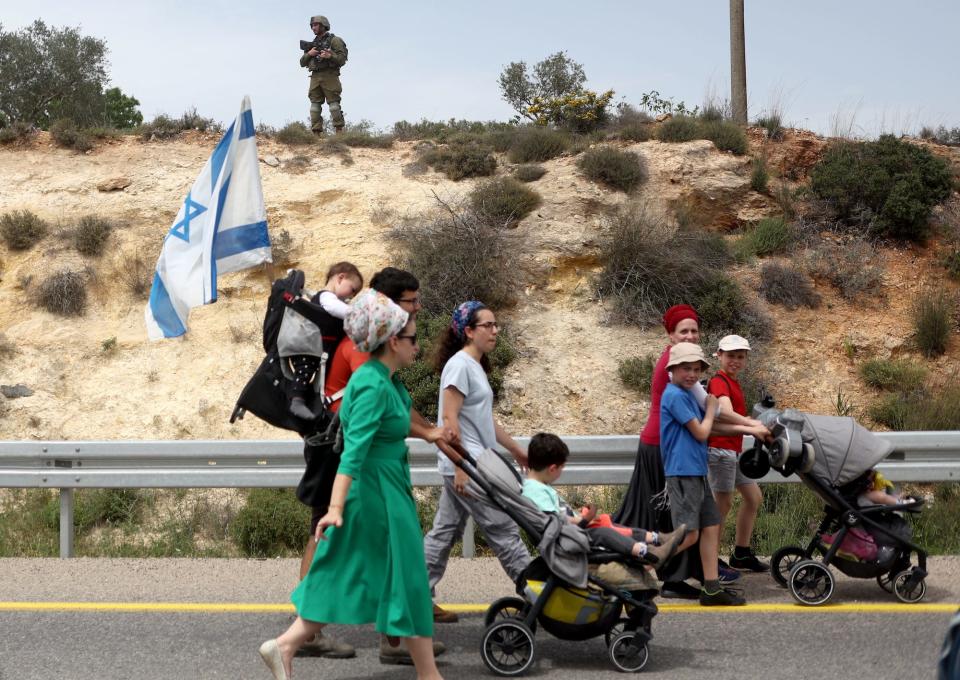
667,342,710,369
717,334,752,352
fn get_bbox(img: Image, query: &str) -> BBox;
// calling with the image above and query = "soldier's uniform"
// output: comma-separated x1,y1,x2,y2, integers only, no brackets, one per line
300,15,347,134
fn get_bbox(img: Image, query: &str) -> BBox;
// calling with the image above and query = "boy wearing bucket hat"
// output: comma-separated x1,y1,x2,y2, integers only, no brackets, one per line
707,335,769,573
660,343,747,606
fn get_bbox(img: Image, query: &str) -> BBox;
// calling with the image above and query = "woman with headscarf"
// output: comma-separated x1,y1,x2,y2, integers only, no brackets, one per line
423,301,531,623
259,290,443,680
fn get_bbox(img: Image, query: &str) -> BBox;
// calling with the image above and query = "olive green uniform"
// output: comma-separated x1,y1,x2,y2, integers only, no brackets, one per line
300,32,347,133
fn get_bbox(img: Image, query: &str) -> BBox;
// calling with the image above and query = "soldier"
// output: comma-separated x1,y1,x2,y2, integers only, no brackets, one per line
300,15,348,135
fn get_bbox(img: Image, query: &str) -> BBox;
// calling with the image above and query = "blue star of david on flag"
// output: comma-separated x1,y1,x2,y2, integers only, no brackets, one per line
169,192,207,243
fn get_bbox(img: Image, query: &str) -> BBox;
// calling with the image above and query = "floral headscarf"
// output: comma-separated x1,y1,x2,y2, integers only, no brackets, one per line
451,300,486,340
345,289,409,352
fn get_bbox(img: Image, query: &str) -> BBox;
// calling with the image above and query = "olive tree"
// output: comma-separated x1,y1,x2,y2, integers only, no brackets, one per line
498,51,586,121
0,20,110,127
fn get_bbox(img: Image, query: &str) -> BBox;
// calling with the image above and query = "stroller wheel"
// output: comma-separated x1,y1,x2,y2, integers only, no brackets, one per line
484,596,530,628
481,620,536,676
788,560,835,606
771,546,807,587
604,617,635,647
877,572,895,593
893,570,927,604
608,631,650,673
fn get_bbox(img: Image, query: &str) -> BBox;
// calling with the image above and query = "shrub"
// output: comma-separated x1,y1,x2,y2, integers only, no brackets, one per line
736,217,795,259
336,122,394,148
656,115,701,143
0,209,48,250
390,196,518,316
74,489,143,530
421,143,497,181
692,272,772,339
391,118,515,143
507,127,569,163
804,238,884,299
0,121,34,144
138,108,222,141
607,103,653,142
469,177,541,226
49,118,93,151
755,113,785,141
72,215,113,256
859,358,927,392
618,355,656,393
0,332,16,360
38,270,87,316
700,119,748,155
513,164,546,182
869,382,960,431
231,489,309,557
118,249,153,298
809,136,952,241
498,51,586,122
750,156,769,193
576,146,647,192
759,262,821,309
527,89,615,134
275,121,317,145
912,290,952,357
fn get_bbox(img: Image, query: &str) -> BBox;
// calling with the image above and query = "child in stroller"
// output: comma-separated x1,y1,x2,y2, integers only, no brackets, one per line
438,439,666,675
743,402,928,606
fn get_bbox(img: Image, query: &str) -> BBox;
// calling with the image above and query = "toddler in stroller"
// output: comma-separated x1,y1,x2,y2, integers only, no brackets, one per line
439,439,667,675
742,402,928,606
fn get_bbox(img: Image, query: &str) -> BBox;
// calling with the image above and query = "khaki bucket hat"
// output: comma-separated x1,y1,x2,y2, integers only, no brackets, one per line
667,342,710,370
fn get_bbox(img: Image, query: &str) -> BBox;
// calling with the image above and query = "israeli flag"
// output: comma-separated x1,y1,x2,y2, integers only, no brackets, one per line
145,96,271,340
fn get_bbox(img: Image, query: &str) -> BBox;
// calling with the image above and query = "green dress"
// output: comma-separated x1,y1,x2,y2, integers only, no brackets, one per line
291,359,434,638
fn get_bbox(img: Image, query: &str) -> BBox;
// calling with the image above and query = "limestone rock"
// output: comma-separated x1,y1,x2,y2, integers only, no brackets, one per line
261,155,280,167
97,176,131,192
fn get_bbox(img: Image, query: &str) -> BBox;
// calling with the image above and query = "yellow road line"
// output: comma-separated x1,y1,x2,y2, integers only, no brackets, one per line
0,601,956,614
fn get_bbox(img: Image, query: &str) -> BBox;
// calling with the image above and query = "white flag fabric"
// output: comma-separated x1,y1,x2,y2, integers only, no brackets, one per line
145,96,271,340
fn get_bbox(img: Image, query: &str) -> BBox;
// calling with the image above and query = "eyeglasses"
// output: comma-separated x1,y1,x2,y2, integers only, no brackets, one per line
395,334,418,343
473,321,499,331
397,295,422,306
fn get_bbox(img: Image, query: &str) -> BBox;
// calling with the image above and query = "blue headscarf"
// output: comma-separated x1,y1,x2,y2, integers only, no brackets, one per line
450,300,486,340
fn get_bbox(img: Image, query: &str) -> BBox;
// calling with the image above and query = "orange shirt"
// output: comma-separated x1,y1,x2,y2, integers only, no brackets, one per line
323,338,369,412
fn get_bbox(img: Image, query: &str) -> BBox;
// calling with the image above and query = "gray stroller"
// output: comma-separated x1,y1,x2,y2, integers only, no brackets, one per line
741,401,928,606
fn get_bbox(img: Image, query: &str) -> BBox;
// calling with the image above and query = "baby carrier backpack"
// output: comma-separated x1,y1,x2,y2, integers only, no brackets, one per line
230,269,336,436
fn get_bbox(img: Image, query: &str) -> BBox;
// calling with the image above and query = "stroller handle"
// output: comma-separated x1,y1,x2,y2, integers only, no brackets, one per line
436,440,479,469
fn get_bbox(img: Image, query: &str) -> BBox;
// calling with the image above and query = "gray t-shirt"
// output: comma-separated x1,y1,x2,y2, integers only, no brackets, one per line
436,350,497,476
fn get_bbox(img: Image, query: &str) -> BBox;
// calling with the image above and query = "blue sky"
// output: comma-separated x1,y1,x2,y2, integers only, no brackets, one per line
3,1,958,136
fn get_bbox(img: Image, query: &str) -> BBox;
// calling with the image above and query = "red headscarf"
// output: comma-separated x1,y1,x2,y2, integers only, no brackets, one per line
662,304,699,333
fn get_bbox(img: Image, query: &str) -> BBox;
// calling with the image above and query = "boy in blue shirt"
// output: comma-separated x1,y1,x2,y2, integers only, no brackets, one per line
660,342,747,606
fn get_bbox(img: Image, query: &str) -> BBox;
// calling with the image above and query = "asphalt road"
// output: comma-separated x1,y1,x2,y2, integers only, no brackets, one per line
0,557,957,680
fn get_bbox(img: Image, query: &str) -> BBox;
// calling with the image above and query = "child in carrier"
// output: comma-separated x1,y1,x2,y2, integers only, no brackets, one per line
521,432,686,567
288,262,362,420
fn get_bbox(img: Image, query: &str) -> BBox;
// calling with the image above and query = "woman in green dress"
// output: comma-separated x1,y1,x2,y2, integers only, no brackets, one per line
259,290,443,680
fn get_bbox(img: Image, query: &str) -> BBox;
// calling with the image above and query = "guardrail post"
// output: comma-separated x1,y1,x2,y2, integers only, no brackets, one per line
60,488,74,558
463,516,475,559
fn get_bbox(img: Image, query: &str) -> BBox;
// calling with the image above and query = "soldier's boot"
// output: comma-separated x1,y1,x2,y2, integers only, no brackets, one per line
309,102,324,136
328,102,345,133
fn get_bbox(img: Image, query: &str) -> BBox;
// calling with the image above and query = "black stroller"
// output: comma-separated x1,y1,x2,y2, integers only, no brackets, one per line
741,402,928,606
441,442,659,675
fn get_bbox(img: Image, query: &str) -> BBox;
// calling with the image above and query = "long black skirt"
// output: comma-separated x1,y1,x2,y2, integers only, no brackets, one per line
613,441,703,584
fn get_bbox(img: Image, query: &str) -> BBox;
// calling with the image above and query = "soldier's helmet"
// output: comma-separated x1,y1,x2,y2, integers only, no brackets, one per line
310,15,330,30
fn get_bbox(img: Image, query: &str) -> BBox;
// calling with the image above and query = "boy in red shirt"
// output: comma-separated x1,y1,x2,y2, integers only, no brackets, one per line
706,335,768,572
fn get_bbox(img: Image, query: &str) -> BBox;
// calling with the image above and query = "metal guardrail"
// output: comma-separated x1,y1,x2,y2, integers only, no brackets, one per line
1,433,959,558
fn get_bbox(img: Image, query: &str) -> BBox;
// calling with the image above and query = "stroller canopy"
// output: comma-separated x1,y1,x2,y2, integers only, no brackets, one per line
799,413,893,486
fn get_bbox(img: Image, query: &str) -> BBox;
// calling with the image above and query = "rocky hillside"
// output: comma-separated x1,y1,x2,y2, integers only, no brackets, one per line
1,129,958,441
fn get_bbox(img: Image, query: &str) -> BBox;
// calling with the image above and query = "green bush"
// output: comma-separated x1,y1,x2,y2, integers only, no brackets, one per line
231,489,310,557
392,119,516,143
0,209,48,250
804,238,884,300
736,217,795,258
421,143,497,181
138,108,222,141
49,118,93,151
656,115,701,143
859,358,927,392
700,120,748,155
942,247,960,280
0,121,34,144
507,127,569,163
618,355,656,393
755,113,785,141
869,382,960,431
759,262,821,309
38,270,87,316
576,146,647,192
912,290,952,357
72,215,113,256
750,156,769,193
275,121,317,145
336,123,394,148
692,272,772,339
809,135,952,241
513,164,546,182
74,489,144,530
607,105,654,142
469,177,541,226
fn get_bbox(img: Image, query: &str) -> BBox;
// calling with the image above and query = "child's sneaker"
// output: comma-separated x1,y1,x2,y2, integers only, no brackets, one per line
699,586,747,606
718,561,741,583
641,523,687,566
729,549,770,572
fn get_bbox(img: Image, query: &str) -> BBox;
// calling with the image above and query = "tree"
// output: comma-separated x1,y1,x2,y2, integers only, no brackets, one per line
0,20,110,128
498,52,586,121
104,87,142,128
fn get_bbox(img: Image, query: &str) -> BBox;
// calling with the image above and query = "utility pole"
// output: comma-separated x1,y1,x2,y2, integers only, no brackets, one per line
730,0,748,125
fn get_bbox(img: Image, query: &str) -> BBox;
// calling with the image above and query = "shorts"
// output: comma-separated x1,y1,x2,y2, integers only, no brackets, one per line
707,447,756,493
666,476,721,532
